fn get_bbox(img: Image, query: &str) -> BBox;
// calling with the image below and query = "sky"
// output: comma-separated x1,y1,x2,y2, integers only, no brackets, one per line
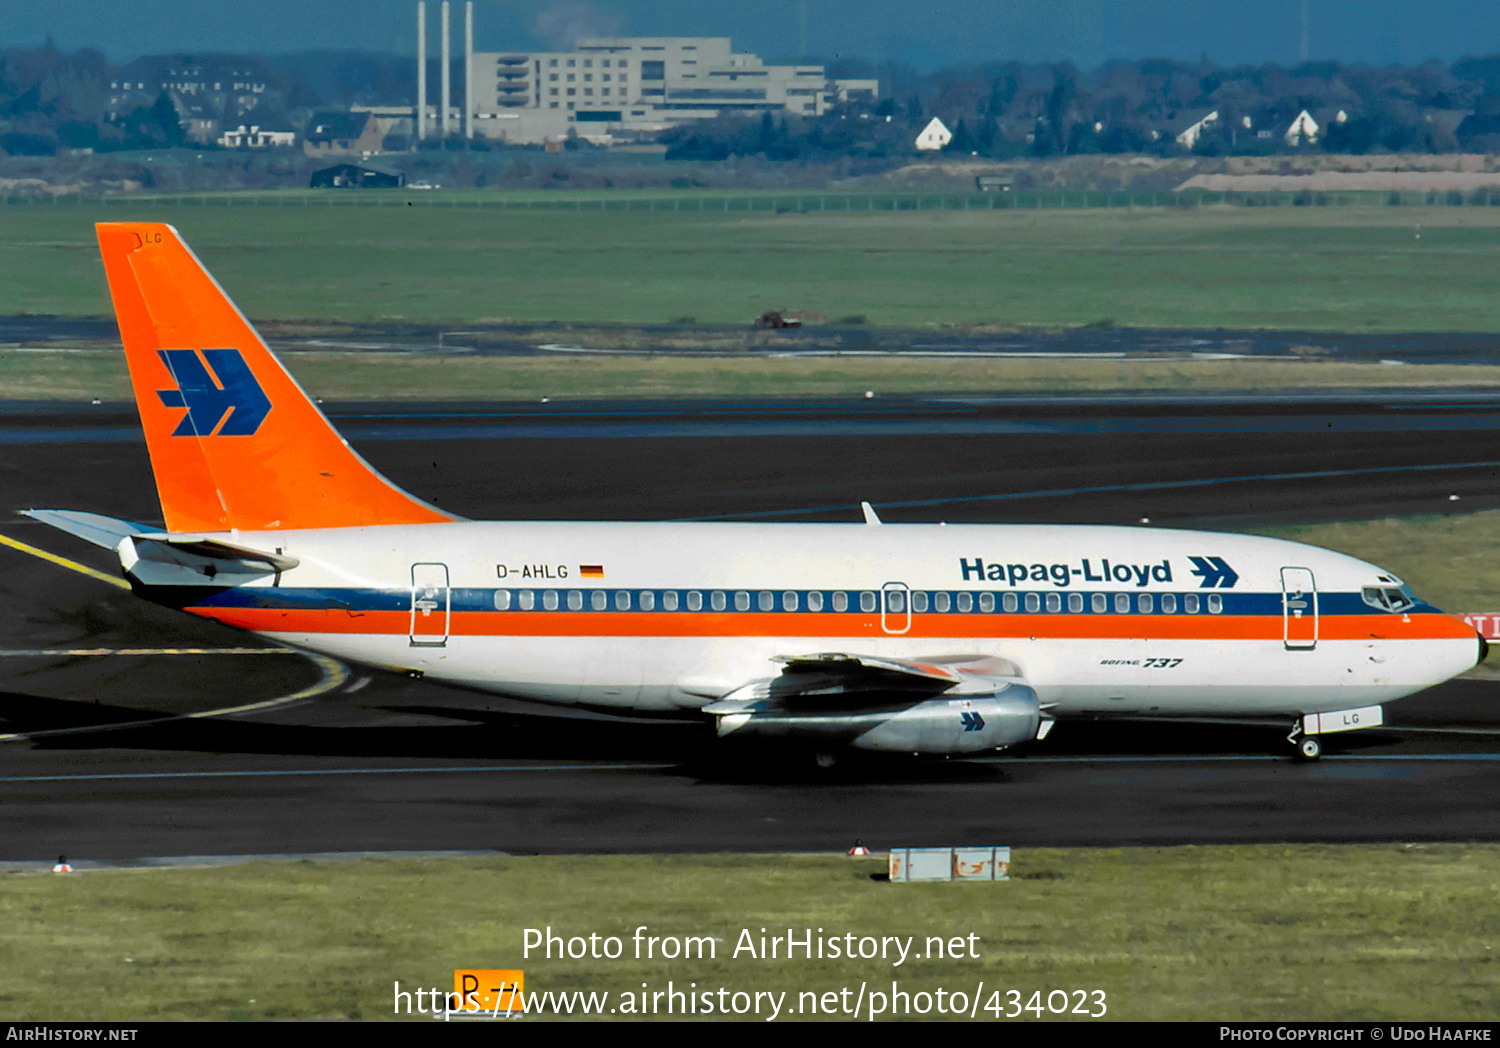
8,0,1500,71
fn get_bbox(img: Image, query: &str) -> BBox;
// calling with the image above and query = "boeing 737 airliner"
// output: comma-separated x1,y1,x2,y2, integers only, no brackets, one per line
24,224,1485,762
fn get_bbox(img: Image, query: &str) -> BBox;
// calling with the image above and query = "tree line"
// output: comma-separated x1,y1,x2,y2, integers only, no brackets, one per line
8,38,1500,159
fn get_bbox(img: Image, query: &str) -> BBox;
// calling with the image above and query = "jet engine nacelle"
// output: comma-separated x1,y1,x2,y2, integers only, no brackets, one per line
713,683,1041,756
850,685,1041,754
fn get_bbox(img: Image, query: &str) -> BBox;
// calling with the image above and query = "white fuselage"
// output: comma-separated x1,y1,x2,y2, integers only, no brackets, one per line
159,521,1480,720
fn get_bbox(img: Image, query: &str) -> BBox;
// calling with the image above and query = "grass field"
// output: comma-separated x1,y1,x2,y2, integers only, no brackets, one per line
10,347,1500,401
4,846,1497,1022
1252,510,1500,614
7,202,1500,330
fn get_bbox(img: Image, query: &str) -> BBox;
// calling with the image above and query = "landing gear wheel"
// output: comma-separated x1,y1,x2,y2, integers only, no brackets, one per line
1296,735,1322,761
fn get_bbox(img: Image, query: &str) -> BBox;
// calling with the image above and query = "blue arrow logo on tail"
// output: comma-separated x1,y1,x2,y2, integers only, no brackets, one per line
1188,556,1240,589
156,349,272,437
960,711,985,732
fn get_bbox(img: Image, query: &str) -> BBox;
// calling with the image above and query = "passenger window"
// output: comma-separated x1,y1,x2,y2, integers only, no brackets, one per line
860,591,877,614
807,591,824,612
591,590,607,611
1091,593,1107,614
1068,593,1083,613
494,590,511,611
615,590,630,611
1161,593,1177,614
1139,594,1153,614
1115,593,1130,614
687,590,702,611
640,591,656,611
758,591,774,612
733,591,749,611
1024,593,1040,613
543,590,559,610
1207,594,1223,614
886,590,906,613
567,590,583,611
782,591,798,612
1045,593,1061,613
1002,593,1018,613
1185,594,1200,614
934,592,951,613
518,590,535,610
912,591,929,613
661,590,678,611
957,592,973,613
979,593,995,613
712,591,727,611
832,591,848,612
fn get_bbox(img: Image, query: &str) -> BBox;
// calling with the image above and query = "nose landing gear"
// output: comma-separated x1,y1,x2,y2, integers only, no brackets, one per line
1288,722,1322,761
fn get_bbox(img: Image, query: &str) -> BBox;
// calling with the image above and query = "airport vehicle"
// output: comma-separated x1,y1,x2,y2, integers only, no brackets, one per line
26,223,1486,763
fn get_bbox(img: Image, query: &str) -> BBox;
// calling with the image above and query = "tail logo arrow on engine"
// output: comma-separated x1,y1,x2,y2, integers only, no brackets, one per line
960,711,986,731
1188,555,1239,589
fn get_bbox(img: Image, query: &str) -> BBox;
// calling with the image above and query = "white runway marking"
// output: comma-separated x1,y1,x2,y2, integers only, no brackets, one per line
2,754,1500,786
0,763,679,784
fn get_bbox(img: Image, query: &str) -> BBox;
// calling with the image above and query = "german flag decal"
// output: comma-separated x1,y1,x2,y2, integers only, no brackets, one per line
580,564,605,578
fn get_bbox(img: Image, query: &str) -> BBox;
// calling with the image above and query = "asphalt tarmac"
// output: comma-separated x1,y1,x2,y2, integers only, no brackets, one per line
2,391,1499,859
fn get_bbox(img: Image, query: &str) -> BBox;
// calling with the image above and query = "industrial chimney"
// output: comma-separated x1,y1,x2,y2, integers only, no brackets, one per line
441,1,451,138
416,1,426,142
465,1,474,140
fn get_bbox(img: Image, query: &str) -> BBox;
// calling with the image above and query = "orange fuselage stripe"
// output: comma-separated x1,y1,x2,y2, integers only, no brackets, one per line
186,607,1478,642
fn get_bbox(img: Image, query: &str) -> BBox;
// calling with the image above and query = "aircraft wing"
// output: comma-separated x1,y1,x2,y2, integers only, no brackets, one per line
702,652,1048,754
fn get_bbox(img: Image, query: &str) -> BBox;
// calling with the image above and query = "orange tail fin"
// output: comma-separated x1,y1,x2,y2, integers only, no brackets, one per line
96,222,453,533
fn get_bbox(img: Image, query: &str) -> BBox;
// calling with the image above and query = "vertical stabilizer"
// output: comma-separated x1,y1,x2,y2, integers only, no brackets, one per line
96,223,453,533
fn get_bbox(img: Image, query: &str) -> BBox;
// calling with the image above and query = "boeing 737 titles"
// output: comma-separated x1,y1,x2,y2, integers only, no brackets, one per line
22,224,1486,764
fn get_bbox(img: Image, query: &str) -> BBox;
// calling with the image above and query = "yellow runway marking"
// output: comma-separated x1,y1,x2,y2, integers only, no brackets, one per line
0,650,351,742
0,648,297,657
0,532,129,590
0,533,351,739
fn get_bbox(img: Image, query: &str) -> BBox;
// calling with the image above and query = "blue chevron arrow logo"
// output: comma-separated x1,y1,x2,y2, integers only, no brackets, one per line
960,710,985,732
156,349,272,437
1188,556,1240,589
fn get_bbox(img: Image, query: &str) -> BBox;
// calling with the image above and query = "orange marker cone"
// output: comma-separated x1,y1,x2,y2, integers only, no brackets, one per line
848,839,869,856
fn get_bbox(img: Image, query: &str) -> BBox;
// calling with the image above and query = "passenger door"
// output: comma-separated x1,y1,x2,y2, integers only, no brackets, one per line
1281,567,1317,650
410,562,450,647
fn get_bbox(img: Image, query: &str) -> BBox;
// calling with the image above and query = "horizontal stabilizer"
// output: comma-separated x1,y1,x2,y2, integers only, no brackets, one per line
21,509,148,550
26,507,298,587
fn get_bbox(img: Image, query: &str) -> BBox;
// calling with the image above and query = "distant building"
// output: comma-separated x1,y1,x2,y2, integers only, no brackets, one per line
108,53,270,124
219,122,297,148
304,112,385,156
458,34,876,144
171,97,221,145
1174,109,1220,148
915,117,952,151
1285,109,1319,146
310,163,405,188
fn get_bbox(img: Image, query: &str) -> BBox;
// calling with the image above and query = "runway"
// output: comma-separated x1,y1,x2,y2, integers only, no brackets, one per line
2,391,1499,859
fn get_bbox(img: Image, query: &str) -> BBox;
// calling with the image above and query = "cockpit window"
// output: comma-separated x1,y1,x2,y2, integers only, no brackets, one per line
1362,586,1415,613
